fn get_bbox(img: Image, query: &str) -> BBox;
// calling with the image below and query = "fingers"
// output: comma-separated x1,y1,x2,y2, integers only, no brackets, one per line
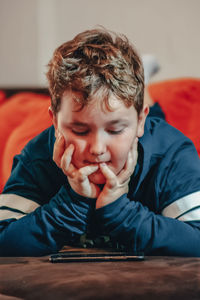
60,144,76,177
118,137,138,183
126,137,138,170
133,137,138,163
53,132,77,177
96,163,128,209
61,144,99,180
75,165,99,182
53,134,65,167
100,163,117,188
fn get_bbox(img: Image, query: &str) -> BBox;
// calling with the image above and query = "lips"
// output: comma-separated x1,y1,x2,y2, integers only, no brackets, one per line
84,160,111,164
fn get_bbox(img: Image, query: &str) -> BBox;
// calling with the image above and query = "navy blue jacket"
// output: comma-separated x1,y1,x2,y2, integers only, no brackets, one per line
0,117,200,256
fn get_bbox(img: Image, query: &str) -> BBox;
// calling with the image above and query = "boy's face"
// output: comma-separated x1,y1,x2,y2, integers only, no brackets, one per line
51,90,148,185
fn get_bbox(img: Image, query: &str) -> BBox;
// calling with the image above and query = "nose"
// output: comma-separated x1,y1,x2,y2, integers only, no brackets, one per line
89,132,107,156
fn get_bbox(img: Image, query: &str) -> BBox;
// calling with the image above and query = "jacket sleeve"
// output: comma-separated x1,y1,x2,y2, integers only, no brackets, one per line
95,194,200,256
96,139,200,257
0,187,95,256
0,151,95,256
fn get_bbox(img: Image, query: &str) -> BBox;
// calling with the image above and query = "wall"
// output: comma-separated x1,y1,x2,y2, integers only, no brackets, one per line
0,0,200,87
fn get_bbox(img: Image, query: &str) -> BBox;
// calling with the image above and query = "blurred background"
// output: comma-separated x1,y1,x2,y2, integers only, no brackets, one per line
0,0,200,87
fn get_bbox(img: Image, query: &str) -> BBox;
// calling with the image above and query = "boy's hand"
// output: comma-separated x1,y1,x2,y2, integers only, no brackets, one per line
53,135,100,198
96,138,138,209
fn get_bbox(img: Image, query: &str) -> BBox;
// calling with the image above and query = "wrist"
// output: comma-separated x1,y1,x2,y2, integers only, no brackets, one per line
96,188,128,209
69,186,97,205
96,193,128,211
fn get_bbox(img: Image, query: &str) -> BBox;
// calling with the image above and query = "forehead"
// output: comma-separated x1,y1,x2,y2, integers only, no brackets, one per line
60,89,137,117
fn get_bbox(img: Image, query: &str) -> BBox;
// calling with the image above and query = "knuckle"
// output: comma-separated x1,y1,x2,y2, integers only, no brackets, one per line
127,170,133,177
108,178,117,188
69,171,76,179
77,170,86,182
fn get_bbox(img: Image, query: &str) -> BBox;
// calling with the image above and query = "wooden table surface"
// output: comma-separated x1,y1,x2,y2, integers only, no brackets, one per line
0,255,200,299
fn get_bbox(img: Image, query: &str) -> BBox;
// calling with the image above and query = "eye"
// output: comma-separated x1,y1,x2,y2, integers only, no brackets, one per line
71,129,89,136
107,129,124,135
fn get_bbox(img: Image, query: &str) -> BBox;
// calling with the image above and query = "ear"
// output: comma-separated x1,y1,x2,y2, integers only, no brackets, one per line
137,104,149,138
48,106,58,137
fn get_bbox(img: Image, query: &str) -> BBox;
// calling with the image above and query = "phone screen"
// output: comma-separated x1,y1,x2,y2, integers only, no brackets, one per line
49,251,145,263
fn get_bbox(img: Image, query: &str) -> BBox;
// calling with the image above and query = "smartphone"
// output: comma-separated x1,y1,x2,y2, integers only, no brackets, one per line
49,251,145,263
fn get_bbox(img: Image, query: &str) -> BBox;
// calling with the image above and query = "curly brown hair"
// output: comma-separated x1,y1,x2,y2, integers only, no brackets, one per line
46,28,144,114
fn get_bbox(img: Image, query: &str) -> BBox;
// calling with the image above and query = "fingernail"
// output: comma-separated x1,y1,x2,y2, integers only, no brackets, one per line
100,163,106,167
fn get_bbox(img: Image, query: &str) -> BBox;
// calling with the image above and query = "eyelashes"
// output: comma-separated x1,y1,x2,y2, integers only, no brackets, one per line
71,129,124,136
107,129,124,135
71,129,89,136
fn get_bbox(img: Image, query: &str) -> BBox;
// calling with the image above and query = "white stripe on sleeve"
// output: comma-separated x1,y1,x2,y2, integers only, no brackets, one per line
177,208,200,222
0,209,25,221
162,191,200,221
0,194,40,220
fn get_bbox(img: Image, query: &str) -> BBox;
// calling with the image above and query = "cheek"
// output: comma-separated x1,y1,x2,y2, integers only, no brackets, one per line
59,129,83,150
73,140,87,157
112,144,129,167
61,133,87,165
110,133,136,169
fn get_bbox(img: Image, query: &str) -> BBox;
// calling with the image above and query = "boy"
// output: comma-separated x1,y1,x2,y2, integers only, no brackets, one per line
0,28,200,256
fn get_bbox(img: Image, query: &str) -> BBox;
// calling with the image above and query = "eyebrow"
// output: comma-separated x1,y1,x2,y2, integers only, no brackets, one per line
66,119,129,126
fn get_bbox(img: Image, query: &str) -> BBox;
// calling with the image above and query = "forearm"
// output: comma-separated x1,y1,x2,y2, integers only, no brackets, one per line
0,186,95,256
96,195,200,256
